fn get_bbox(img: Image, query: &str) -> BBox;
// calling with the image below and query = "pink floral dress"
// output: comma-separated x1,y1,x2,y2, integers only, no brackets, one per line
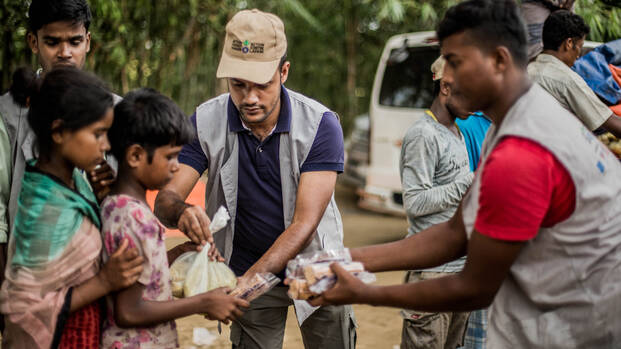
100,194,179,349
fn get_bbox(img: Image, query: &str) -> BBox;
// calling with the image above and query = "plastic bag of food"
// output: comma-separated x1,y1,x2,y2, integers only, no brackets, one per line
308,269,376,294
230,272,280,302
169,206,236,297
170,251,197,297
285,249,376,300
183,242,237,297
286,248,352,279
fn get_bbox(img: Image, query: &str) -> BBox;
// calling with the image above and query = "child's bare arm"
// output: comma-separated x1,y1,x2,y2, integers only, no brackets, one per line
114,284,250,327
70,239,144,312
167,241,225,266
166,241,200,265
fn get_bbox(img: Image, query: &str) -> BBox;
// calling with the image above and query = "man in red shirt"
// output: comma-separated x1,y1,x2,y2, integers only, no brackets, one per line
309,1,621,347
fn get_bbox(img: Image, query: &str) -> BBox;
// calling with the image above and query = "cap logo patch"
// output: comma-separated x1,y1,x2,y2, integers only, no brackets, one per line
232,39,265,54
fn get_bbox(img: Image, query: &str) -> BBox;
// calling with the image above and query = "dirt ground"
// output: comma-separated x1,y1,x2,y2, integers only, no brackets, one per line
169,182,410,349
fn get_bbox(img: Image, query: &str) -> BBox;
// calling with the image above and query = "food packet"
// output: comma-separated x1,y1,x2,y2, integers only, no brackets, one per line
169,206,236,297
230,272,280,302
287,278,314,300
303,261,364,284
308,270,376,294
285,249,376,300
286,248,352,279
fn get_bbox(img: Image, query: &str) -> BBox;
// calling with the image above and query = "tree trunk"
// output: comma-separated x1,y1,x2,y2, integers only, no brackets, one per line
345,0,358,124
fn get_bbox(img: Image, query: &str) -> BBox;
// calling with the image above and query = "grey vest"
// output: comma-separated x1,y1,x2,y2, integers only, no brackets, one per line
195,88,344,324
462,84,621,348
0,92,31,231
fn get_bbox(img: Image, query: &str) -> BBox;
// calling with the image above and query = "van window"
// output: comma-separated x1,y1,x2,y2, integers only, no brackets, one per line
379,46,440,109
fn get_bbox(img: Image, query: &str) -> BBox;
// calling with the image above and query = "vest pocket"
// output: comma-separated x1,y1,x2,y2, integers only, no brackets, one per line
494,308,610,348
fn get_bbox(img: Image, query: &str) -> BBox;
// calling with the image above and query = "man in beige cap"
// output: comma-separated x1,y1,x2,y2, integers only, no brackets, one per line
395,56,473,349
155,9,355,349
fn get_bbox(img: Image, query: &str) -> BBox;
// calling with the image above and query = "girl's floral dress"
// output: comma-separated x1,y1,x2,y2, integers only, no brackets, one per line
100,194,179,349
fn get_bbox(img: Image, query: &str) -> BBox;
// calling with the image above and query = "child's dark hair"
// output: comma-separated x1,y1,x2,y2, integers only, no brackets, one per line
109,88,195,163
28,0,92,34
437,0,528,68
9,67,38,107
27,66,113,161
542,10,590,51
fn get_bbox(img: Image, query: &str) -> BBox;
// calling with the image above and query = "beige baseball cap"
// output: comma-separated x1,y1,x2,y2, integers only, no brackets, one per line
216,9,287,84
431,56,446,81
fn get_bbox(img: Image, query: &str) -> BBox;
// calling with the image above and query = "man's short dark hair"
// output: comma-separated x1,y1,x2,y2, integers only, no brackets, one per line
110,88,195,162
28,0,92,34
437,0,528,67
542,10,590,51
278,53,288,70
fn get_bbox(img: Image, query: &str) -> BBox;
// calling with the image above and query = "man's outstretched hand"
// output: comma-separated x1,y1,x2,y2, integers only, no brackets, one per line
307,262,371,307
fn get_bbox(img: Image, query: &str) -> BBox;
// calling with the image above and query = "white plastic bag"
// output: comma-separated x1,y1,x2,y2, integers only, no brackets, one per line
169,206,237,297
183,242,237,297
192,327,217,346
170,251,197,297
208,206,230,233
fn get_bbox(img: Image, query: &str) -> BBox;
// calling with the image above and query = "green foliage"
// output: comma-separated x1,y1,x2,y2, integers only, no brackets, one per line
575,0,621,42
0,0,618,135
0,0,33,90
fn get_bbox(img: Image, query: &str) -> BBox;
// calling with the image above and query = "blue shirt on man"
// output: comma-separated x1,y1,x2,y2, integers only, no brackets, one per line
179,87,344,279
456,112,491,171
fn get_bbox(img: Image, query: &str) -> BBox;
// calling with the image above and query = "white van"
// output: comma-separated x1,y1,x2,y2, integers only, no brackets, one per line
348,31,600,216
355,31,439,216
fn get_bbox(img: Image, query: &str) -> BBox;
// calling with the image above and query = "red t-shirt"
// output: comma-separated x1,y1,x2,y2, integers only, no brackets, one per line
474,136,576,241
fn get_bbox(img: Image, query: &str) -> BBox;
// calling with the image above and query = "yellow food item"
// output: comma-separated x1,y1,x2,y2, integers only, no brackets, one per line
597,133,621,158
609,141,621,156
287,279,315,300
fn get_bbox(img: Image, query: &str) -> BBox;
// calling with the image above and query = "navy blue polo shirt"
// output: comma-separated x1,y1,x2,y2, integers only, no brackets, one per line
179,87,344,278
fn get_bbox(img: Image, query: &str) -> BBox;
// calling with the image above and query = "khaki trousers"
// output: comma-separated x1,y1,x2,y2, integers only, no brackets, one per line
230,286,357,349
400,271,469,349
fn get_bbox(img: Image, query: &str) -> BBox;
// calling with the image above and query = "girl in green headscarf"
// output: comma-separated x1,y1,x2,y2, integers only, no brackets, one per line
0,67,143,349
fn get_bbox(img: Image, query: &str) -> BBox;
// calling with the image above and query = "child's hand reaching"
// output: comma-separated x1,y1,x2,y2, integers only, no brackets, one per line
197,287,249,324
99,239,144,292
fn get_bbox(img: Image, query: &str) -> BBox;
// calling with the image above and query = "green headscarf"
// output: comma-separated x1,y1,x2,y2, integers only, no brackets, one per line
11,161,101,267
